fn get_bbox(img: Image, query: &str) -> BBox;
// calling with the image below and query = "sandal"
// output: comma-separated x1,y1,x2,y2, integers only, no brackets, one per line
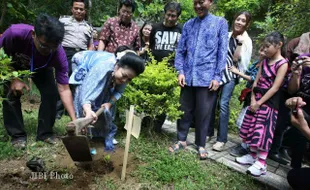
168,141,186,153
43,136,58,145
198,147,208,160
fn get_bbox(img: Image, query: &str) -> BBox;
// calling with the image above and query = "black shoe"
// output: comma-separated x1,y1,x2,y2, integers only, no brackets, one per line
230,145,248,157
11,139,27,150
268,153,289,165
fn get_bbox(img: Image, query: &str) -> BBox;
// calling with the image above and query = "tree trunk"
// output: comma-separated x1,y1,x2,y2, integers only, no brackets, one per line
0,0,7,31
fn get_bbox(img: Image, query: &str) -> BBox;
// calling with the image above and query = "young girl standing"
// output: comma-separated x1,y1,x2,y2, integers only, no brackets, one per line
235,32,288,177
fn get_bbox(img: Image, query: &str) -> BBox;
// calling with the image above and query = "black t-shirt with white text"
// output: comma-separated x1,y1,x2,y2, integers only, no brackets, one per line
149,23,182,65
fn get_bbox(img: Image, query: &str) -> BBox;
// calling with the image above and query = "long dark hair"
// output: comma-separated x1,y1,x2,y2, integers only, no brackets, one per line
232,11,252,32
139,22,152,41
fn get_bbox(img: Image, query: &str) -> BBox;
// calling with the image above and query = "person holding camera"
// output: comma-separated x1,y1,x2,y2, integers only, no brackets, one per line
286,53,310,168
286,96,310,190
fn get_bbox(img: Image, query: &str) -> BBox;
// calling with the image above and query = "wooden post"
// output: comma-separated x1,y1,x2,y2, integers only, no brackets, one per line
121,105,135,181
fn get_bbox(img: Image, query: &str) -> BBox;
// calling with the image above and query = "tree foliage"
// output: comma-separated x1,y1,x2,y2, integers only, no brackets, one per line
270,0,310,39
0,0,35,32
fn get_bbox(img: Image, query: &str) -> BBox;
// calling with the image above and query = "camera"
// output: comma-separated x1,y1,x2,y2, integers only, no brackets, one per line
296,59,303,65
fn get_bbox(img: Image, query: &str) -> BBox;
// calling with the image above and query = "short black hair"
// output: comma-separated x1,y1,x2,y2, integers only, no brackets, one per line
118,52,145,76
34,13,65,45
119,0,136,12
164,2,181,17
72,0,87,8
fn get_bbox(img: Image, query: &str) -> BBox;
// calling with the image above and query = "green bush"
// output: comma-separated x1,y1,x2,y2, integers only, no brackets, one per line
117,53,183,127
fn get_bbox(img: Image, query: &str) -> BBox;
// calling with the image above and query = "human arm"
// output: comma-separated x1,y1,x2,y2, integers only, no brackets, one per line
0,26,15,56
80,63,112,114
212,19,229,90
256,63,288,106
229,65,252,81
102,83,126,110
286,97,310,140
87,38,94,50
57,83,76,120
288,60,302,94
97,40,106,51
174,22,188,87
97,19,111,51
133,28,141,52
249,63,262,112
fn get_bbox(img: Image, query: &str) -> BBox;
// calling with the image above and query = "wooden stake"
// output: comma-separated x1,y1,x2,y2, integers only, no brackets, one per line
121,105,135,181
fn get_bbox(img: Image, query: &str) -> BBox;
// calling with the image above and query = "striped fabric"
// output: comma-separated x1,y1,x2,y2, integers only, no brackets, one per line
221,37,238,84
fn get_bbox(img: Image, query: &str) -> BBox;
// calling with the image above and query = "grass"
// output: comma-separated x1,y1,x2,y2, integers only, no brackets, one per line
117,129,265,190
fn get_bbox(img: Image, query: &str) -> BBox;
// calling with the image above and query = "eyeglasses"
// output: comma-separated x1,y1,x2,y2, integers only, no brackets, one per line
120,9,133,16
35,35,59,52
165,13,178,19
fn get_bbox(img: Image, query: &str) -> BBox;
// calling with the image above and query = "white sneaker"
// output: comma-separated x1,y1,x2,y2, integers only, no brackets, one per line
212,141,225,151
246,161,267,177
112,138,118,145
235,154,256,165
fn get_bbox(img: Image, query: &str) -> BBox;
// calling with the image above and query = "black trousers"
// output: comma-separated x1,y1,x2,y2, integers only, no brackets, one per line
270,90,291,154
56,48,78,117
177,86,217,147
2,68,58,141
287,168,310,190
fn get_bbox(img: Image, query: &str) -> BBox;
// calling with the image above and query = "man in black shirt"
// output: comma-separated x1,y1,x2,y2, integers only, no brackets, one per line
149,2,182,132
149,2,182,66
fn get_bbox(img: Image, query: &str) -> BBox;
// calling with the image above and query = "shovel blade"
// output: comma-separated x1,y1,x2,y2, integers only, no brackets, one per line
62,136,92,162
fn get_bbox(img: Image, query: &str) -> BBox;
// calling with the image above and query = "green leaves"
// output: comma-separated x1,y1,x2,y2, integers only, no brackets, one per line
118,52,183,123
0,48,32,86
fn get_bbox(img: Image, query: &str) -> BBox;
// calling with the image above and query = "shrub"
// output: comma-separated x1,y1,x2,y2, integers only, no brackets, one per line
117,53,183,128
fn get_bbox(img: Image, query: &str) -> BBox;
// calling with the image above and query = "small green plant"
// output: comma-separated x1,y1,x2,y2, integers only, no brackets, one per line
118,52,183,129
0,48,32,95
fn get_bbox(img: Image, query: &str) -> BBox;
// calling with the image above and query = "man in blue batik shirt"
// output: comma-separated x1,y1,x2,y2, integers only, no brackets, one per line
169,0,228,160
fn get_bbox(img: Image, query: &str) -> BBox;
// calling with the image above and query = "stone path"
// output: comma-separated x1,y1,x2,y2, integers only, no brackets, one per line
162,121,291,190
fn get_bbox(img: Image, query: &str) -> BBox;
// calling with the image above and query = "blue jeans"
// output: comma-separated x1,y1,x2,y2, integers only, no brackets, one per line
217,79,236,143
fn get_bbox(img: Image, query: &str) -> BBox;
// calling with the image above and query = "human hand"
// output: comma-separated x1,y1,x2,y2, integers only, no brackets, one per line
84,109,97,124
300,56,310,68
250,100,261,112
10,78,29,96
285,97,306,110
228,65,239,74
209,80,219,91
236,35,245,44
178,74,186,87
291,108,309,132
101,102,112,110
291,58,303,76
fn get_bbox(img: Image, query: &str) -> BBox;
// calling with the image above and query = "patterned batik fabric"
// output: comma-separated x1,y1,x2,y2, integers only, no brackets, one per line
99,17,140,53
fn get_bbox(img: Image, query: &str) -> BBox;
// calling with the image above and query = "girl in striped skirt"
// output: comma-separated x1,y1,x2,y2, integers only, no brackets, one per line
235,32,288,177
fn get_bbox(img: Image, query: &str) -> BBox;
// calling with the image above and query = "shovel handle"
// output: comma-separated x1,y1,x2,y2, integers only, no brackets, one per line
95,106,106,117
